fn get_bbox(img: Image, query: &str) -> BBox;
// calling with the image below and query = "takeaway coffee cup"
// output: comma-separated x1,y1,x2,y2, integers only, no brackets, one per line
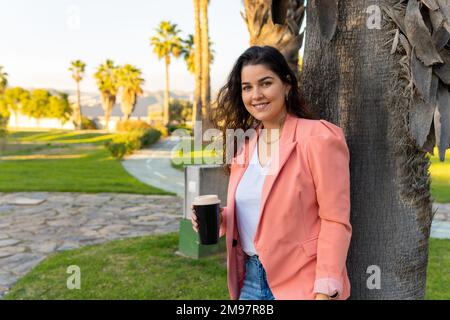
192,195,221,245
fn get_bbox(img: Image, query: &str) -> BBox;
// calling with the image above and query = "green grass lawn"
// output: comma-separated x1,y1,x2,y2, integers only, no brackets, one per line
4,233,228,300
0,130,173,195
3,233,448,300
430,148,450,203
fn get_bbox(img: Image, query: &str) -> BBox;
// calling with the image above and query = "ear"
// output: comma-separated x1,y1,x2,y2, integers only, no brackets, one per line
285,83,291,96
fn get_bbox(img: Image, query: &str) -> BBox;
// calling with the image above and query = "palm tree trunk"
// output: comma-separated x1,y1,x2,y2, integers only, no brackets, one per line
200,0,212,131
75,80,82,130
104,96,113,132
193,0,203,127
164,55,170,126
14,110,18,128
302,0,432,299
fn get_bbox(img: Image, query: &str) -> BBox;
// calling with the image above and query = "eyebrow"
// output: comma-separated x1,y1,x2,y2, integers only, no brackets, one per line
241,76,274,85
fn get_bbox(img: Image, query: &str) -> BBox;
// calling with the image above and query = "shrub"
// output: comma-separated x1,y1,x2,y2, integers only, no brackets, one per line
80,116,98,130
105,128,162,159
105,141,127,160
140,128,161,147
116,119,151,132
152,122,169,137
168,124,193,135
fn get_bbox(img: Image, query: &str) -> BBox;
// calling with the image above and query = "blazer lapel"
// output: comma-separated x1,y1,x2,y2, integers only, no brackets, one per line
227,114,298,241
256,114,298,242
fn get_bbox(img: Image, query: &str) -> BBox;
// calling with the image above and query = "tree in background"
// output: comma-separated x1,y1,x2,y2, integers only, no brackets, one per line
0,66,7,94
69,60,86,130
3,87,30,127
2,87,30,127
48,92,72,123
181,34,196,74
193,0,202,127
19,89,71,124
169,99,193,124
181,32,215,125
22,89,50,122
94,59,119,131
150,21,183,127
200,0,212,130
242,0,305,79
117,64,144,120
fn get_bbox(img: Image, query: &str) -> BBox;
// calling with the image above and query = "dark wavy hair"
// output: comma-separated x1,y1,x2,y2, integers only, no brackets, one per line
212,45,317,175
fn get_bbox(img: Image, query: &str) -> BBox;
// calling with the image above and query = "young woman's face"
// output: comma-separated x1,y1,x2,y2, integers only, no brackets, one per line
241,64,290,125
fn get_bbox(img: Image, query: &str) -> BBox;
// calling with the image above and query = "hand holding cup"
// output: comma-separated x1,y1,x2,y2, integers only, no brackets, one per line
191,205,223,233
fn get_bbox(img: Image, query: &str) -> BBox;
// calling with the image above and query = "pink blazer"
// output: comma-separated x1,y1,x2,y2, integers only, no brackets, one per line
219,113,352,300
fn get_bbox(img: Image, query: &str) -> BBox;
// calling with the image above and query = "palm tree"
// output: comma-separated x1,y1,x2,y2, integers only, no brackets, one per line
200,0,212,130
69,60,86,129
117,64,144,120
0,66,8,94
3,87,30,127
242,0,305,78
94,60,119,131
193,0,203,127
182,34,195,74
150,21,183,126
181,32,215,126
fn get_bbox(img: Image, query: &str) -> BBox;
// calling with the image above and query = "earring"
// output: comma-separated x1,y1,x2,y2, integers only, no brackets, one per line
285,92,289,101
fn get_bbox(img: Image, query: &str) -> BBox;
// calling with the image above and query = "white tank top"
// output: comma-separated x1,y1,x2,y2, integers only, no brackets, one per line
235,142,272,256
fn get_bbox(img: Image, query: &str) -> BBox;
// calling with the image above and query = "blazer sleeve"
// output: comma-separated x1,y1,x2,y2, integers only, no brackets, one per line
219,206,228,238
305,121,352,298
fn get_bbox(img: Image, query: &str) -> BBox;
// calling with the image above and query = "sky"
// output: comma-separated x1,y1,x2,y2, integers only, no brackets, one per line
0,0,252,94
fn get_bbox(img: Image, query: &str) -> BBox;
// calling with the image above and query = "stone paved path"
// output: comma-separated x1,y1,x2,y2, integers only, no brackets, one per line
431,202,450,239
0,192,182,298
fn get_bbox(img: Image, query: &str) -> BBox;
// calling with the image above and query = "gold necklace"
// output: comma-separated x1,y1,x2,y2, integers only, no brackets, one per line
260,115,285,144
259,130,280,144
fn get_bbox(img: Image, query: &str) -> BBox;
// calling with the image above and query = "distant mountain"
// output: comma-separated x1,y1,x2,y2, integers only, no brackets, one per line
71,90,194,118
19,88,195,118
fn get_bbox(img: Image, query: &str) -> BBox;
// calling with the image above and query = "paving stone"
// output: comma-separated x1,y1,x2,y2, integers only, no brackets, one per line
0,234,11,240
5,198,46,205
0,246,27,258
10,256,46,275
0,239,21,248
30,242,59,254
56,242,80,252
0,273,18,287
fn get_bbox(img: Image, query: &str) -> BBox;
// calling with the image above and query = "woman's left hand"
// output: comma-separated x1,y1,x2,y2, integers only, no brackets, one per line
315,293,331,300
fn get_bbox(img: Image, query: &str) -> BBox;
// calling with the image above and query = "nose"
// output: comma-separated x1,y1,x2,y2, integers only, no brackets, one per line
251,86,264,101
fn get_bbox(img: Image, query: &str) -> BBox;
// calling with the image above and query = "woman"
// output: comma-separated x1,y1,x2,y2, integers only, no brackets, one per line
191,46,352,300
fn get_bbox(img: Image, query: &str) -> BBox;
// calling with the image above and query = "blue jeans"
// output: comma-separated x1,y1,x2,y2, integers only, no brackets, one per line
239,255,275,300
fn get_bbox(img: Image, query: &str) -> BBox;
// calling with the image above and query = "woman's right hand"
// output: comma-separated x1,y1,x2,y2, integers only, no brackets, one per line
191,205,224,233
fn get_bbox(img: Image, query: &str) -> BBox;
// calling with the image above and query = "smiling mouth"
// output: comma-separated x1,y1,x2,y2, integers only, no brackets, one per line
253,103,270,110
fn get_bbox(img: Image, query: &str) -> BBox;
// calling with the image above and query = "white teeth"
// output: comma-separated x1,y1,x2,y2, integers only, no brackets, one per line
253,103,268,109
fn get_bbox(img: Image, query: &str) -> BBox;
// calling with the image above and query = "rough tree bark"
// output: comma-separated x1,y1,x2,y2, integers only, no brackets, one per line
302,0,434,299
242,0,306,78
